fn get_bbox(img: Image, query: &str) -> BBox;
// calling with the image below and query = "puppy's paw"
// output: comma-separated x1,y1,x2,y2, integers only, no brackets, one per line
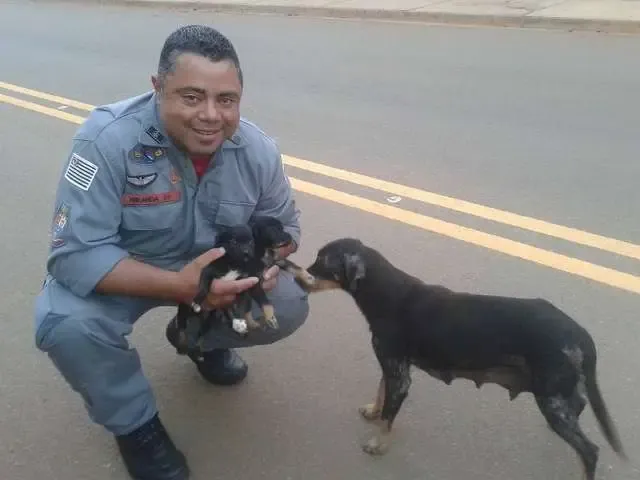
358,404,381,421
300,271,316,287
232,318,248,335
265,314,279,330
262,305,279,329
362,435,389,456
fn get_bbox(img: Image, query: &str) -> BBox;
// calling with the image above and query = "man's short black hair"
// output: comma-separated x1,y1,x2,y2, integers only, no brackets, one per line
157,24,243,86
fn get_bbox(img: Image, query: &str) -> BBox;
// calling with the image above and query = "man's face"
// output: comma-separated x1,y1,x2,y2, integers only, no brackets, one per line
152,53,242,157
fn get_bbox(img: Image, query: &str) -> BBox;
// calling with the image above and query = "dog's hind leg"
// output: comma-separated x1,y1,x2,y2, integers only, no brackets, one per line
536,394,599,480
238,292,261,331
249,284,278,329
174,304,194,355
359,377,385,421
362,357,411,456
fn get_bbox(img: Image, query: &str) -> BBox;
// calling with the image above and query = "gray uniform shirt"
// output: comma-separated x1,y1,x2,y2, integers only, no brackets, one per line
47,91,301,298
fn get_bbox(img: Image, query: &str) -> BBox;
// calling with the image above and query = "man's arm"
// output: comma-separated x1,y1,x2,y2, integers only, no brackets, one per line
96,250,259,307
94,257,189,302
47,137,132,297
48,136,255,305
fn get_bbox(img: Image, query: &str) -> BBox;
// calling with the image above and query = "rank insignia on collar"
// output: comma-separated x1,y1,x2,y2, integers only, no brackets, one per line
145,125,165,144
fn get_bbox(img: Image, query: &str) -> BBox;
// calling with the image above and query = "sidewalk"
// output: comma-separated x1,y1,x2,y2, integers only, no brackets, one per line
56,0,640,33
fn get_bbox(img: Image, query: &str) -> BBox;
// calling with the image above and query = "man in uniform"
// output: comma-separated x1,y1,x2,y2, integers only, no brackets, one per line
33,24,309,480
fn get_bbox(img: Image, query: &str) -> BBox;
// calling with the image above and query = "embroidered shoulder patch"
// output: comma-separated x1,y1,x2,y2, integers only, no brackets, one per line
64,153,98,191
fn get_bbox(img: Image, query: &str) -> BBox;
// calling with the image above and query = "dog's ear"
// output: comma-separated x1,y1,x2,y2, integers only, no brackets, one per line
344,253,365,291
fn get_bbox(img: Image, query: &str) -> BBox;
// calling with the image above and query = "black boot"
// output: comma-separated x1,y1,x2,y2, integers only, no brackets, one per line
115,414,189,480
166,316,248,386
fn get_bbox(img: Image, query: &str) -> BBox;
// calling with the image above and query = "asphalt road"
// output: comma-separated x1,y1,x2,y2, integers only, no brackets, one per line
1,1,640,480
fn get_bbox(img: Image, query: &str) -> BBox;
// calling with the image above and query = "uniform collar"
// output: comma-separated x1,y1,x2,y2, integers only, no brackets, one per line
138,91,247,150
222,130,247,149
138,92,172,148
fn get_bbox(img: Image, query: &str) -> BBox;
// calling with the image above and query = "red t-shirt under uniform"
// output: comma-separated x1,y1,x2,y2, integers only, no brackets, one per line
190,155,211,181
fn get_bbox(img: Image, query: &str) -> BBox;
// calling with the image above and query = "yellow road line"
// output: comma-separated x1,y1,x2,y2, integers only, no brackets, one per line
2,80,638,262
0,81,95,111
291,178,640,296
2,89,640,296
0,93,85,124
283,155,640,261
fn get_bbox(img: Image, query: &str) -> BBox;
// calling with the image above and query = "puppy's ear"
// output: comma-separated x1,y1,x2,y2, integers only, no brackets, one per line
344,253,365,291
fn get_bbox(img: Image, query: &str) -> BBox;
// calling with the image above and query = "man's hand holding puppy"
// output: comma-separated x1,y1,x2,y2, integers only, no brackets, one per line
177,247,280,311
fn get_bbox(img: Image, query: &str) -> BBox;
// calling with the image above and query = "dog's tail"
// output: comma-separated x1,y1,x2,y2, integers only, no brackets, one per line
585,365,627,460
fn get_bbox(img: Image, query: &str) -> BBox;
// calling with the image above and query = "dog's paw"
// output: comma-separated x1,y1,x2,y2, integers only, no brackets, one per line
232,318,248,335
300,271,316,287
264,314,279,330
358,404,381,421
362,435,389,456
262,305,279,329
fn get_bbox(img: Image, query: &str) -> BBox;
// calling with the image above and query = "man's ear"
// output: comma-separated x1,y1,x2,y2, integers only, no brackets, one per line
344,253,365,291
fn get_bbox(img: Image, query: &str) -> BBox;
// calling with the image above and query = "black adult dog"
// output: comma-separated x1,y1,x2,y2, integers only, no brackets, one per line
174,216,308,356
296,237,627,480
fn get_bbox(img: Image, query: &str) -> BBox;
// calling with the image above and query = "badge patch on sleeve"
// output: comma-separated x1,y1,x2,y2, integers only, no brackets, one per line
127,173,158,188
50,203,70,248
64,153,99,191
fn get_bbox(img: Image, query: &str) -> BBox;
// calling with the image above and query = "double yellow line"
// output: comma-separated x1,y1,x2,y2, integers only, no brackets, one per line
2,80,640,295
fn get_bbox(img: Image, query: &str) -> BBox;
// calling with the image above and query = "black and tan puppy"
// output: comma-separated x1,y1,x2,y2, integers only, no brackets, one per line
252,215,316,291
175,217,314,356
175,224,262,356
298,237,627,480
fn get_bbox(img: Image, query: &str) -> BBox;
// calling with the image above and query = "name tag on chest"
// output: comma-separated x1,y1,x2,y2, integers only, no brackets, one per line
121,191,181,206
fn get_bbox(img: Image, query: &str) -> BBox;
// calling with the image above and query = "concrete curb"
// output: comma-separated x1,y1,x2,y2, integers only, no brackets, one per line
37,0,640,34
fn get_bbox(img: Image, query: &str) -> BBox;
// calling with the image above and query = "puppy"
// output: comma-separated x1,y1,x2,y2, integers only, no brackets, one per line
175,217,314,356
250,215,316,291
298,238,627,480
174,225,260,356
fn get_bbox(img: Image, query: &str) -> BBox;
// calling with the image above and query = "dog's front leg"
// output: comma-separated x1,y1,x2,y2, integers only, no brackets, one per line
275,258,316,291
359,377,385,421
362,357,411,456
